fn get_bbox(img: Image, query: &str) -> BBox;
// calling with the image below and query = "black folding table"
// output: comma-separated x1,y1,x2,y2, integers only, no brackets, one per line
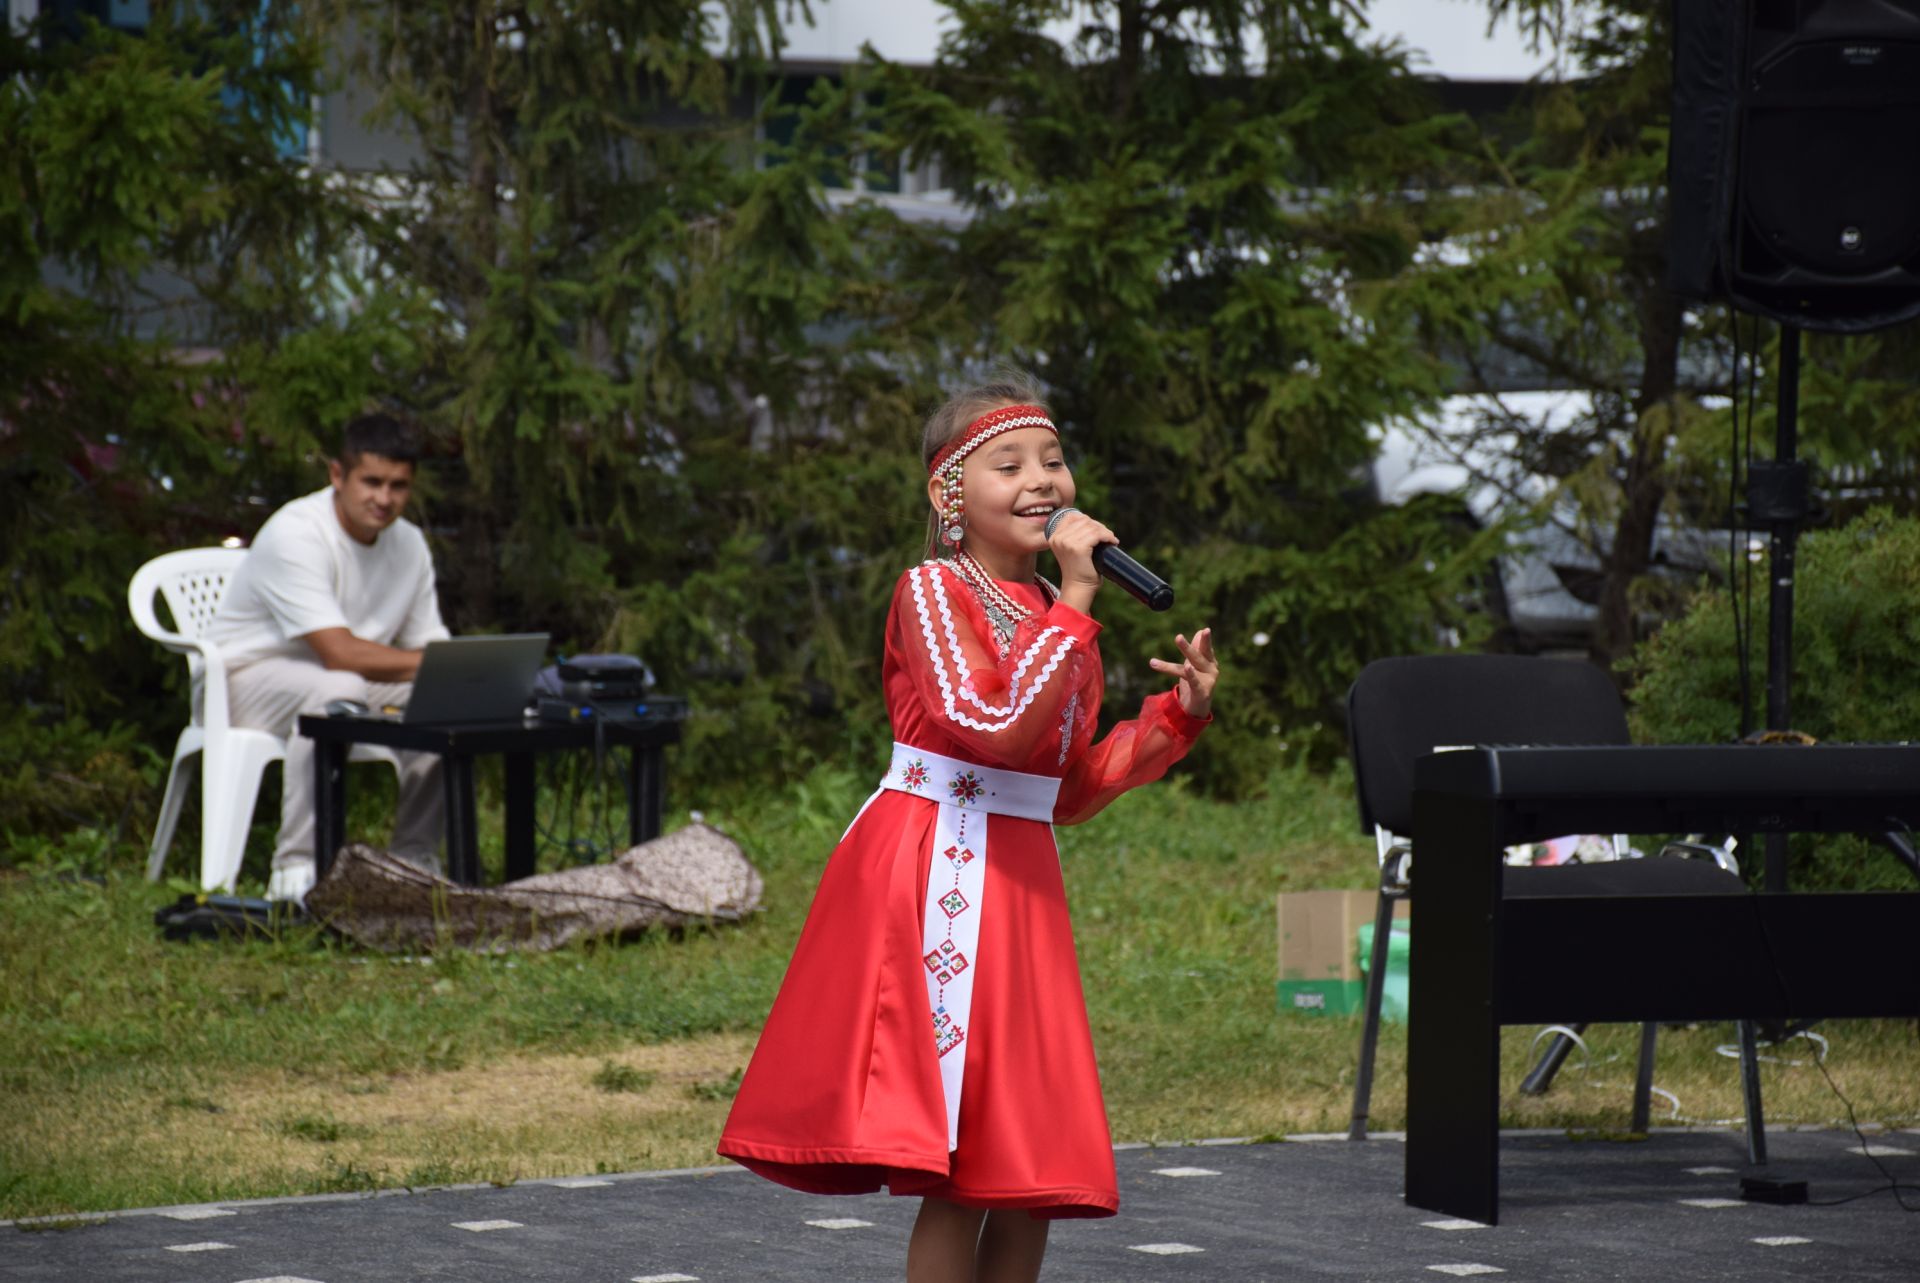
298,712,682,885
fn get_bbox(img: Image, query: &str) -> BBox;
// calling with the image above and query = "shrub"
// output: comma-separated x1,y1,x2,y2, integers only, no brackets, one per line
0,712,161,873
1626,508,1920,889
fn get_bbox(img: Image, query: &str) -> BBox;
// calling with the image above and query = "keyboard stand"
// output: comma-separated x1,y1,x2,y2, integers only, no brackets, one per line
1406,743,1920,1225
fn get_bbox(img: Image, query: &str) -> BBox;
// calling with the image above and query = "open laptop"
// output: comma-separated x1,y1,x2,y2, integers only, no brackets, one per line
398,633,550,724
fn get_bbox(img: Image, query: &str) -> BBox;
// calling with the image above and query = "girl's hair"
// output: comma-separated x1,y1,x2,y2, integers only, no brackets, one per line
920,368,1052,557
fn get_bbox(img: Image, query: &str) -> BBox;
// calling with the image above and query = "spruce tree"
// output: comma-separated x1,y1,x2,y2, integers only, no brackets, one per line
852,0,1495,770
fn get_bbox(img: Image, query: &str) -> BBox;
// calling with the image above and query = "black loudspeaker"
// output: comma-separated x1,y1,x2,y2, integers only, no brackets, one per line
1670,0,1920,332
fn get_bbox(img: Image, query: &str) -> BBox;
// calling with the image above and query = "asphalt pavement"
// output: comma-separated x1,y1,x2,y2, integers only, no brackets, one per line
6,1128,1919,1281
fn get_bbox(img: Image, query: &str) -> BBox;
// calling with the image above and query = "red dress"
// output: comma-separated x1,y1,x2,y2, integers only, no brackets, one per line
718,560,1208,1218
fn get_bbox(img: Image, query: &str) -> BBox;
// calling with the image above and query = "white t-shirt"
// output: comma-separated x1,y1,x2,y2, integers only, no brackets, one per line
209,487,449,668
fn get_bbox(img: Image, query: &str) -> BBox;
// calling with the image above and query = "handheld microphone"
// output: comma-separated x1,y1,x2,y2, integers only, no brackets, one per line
1043,507,1174,612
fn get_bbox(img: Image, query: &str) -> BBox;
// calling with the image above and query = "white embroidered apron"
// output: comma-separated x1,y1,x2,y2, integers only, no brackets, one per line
878,741,1061,1151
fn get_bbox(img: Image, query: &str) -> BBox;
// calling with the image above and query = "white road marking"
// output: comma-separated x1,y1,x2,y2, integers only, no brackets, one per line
1753,1236,1813,1247
162,1241,233,1252
1427,1266,1505,1277
1683,1166,1735,1175
452,1219,523,1231
1130,1243,1205,1255
1678,1198,1747,1209
805,1217,874,1229
1422,1219,1489,1231
1151,1166,1222,1177
631,1274,701,1282
552,1179,616,1188
160,1207,235,1220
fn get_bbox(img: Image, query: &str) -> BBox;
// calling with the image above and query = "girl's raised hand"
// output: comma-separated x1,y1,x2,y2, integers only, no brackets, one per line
1149,627,1218,720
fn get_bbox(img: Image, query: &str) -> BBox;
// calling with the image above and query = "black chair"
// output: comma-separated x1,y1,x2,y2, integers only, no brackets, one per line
1344,654,1765,1155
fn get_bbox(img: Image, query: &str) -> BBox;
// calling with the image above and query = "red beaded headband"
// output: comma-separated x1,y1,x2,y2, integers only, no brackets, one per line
927,404,1057,477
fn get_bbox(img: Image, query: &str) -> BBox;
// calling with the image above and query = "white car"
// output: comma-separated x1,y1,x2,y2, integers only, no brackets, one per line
1371,391,1737,651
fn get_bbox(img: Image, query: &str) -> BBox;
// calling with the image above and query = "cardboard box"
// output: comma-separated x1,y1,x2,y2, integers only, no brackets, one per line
1276,889,1409,1017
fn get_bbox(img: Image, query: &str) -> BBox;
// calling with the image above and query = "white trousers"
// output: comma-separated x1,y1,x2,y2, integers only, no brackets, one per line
225,656,444,871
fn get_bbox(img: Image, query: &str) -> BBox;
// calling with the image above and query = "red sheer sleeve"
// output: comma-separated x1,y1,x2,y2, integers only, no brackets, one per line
1053,690,1210,826
889,562,1101,769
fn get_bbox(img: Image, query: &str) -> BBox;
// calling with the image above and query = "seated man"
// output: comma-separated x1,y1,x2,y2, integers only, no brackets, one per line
208,412,448,902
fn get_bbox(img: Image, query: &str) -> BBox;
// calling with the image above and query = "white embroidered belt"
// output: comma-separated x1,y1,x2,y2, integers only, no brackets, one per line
876,742,1060,1152
879,742,1061,820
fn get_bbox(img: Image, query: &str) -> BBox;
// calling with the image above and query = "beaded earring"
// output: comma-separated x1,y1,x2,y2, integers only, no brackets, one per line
939,470,966,547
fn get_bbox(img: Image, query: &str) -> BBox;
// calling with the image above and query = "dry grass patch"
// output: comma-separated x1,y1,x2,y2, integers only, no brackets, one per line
1490,1021,1920,1135
2,1034,756,1215
1098,1017,1920,1143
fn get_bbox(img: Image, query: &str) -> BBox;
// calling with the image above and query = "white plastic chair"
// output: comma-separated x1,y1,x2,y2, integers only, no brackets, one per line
128,548,399,892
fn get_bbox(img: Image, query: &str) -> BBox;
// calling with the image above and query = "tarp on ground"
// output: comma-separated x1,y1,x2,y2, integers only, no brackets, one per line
305,822,763,953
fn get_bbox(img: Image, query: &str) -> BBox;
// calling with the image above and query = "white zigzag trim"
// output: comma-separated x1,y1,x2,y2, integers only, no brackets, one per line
923,563,1068,718
928,569,1063,716
909,563,1076,734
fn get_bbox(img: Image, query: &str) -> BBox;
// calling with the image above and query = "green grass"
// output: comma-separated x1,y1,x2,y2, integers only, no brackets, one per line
3,758,1917,1219
687,1067,744,1102
589,1061,658,1094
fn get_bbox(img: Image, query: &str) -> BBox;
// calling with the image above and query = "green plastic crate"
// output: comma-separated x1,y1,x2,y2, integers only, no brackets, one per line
1354,920,1412,1024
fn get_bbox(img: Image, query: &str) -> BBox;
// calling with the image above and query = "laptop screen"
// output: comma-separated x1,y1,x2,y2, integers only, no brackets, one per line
403,634,550,724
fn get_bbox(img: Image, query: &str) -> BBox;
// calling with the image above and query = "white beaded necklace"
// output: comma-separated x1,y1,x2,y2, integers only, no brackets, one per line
950,549,1056,654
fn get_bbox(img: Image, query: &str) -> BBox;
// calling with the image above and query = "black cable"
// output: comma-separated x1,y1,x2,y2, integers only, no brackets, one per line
564,738,589,861
1729,315,1750,737
1744,887,1920,1211
529,701,630,867
1801,1048,1920,1209
1744,319,1761,734
595,707,612,859
533,749,578,864
586,703,619,862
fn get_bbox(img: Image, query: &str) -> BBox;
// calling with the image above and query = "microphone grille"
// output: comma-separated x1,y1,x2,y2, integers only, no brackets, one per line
1043,506,1080,539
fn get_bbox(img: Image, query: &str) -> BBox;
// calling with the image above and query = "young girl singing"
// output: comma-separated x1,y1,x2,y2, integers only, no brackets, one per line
718,378,1220,1283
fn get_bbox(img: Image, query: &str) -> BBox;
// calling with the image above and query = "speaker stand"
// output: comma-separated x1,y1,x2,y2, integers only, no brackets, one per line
1751,324,1810,894
1736,321,1816,1169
